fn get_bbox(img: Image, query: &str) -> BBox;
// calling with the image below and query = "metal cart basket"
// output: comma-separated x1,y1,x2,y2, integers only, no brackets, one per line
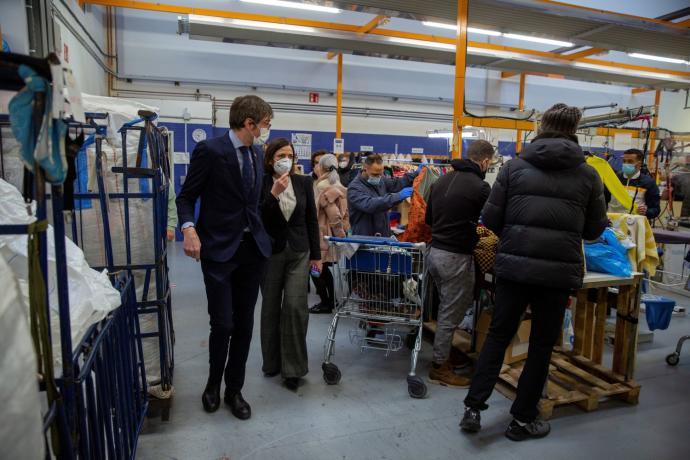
322,236,428,398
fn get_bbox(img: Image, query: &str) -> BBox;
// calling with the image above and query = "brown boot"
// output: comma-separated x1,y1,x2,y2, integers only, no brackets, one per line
428,361,471,388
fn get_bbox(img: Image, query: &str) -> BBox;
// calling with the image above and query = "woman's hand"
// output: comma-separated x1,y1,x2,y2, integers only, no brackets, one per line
271,173,290,198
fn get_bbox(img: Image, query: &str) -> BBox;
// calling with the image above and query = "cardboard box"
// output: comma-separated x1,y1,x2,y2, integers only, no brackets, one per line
475,310,531,364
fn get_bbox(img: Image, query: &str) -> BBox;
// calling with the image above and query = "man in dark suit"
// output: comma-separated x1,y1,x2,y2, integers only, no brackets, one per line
176,95,273,420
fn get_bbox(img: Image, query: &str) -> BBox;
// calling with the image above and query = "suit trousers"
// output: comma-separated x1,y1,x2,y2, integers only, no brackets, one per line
464,278,568,422
201,234,267,392
260,245,310,379
311,262,334,307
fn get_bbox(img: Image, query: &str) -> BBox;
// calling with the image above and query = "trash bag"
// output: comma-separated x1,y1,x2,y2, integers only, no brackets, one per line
642,295,675,331
585,228,633,277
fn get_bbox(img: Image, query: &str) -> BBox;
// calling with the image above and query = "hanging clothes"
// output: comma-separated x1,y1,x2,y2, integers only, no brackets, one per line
608,212,659,276
586,155,633,212
64,129,85,210
399,167,441,243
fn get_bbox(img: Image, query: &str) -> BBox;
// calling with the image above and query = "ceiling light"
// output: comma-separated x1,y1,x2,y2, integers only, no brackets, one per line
239,0,340,14
503,33,573,47
189,14,227,24
468,27,502,37
427,130,453,139
231,18,316,33
628,53,688,65
388,37,455,51
421,21,457,31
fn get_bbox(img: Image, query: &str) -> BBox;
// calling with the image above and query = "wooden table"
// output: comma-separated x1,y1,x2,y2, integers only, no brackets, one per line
496,272,644,418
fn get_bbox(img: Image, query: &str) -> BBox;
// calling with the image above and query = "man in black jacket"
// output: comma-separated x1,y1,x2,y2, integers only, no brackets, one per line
461,103,608,441
425,140,493,387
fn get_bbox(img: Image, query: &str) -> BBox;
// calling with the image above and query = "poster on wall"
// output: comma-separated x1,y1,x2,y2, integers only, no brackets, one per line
292,133,312,160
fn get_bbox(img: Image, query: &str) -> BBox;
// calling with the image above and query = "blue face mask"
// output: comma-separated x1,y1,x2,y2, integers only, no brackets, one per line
367,176,382,186
622,164,637,177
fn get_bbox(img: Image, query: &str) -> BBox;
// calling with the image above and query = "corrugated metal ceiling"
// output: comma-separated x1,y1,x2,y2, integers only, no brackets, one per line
326,0,690,59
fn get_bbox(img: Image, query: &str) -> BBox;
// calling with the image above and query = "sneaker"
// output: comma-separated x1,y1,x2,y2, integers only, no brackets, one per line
505,419,551,441
428,361,471,388
460,407,481,433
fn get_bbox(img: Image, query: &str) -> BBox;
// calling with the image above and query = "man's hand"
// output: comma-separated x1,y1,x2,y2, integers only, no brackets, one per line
271,173,290,198
167,228,176,242
637,204,648,216
183,227,201,261
310,260,323,273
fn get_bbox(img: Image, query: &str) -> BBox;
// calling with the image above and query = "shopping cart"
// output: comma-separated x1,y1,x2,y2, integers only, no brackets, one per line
322,236,428,398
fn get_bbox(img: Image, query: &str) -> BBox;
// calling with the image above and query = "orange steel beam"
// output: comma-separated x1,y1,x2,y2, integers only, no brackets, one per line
502,71,519,78
564,47,606,60
676,18,690,27
327,51,338,60
357,15,389,34
82,1,690,80
452,0,469,159
649,89,661,163
336,53,343,138
515,73,526,154
632,87,653,94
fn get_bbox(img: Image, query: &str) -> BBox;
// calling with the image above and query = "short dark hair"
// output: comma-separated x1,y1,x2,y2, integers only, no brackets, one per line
467,140,494,162
363,154,383,166
264,137,295,175
623,148,644,162
311,149,329,168
229,95,273,130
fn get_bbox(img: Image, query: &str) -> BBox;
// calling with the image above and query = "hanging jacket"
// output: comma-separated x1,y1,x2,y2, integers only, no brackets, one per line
317,184,350,262
399,168,440,244
482,134,608,289
425,159,491,254
347,171,415,236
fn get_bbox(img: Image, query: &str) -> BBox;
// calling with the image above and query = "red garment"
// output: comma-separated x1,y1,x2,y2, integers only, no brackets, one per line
399,169,432,243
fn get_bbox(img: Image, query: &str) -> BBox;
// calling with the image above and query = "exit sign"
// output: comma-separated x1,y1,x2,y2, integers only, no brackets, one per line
309,92,319,103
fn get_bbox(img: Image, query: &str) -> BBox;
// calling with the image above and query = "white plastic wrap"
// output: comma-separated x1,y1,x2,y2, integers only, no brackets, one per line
0,179,121,370
0,252,45,460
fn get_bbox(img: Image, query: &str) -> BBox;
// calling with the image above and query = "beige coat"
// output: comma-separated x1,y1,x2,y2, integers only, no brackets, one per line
316,183,350,263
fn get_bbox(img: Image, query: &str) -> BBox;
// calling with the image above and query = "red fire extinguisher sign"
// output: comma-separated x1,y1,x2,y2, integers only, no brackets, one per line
309,92,319,104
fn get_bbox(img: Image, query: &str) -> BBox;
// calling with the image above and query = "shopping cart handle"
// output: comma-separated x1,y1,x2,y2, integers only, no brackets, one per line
325,236,425,249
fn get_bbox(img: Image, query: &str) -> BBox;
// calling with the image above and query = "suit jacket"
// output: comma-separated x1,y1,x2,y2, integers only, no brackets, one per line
261,173,321,260
176,133,272,262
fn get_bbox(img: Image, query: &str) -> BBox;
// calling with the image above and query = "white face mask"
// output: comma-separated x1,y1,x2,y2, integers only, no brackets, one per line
254,127,270,146
339,160,349,169
274,158,292,175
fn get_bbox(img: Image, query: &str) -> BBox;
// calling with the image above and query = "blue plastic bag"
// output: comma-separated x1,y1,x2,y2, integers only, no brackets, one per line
585,228,633,277
642,295,675,331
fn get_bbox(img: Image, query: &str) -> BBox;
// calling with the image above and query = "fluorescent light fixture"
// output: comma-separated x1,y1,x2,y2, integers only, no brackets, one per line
468,27,502,36
239,0,340,14
189,14,227,24
628,53,688,65
388,37,455,51
462,131,478,138
503,33,573,47
427,131,453,139
230,18,316,33
422,21,457,31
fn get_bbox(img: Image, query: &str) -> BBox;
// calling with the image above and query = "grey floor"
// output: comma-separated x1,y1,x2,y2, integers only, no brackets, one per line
137,244,690,460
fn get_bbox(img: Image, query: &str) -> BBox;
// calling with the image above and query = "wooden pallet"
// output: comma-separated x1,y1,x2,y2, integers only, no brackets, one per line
496,351,640,420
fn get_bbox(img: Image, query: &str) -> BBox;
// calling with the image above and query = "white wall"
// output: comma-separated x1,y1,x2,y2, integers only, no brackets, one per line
0,0,30,54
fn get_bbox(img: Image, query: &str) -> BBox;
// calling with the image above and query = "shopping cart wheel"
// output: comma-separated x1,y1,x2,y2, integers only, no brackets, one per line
322,362,341,385
407,376,427,399
666,353,680,366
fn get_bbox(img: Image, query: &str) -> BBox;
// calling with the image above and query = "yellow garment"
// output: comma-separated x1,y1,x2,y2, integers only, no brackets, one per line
586,156,633,212
608,213,658,276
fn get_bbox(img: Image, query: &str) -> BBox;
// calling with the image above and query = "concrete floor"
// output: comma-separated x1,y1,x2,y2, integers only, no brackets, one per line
137,244,690,460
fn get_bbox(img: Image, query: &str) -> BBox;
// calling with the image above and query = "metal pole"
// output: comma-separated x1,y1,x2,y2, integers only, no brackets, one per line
649,90,661,165
336,53,343,138
452,0,469,159
516,72,526,155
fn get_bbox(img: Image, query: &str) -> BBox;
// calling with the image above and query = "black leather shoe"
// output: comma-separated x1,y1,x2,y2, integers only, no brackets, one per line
263,370,280,378
309,303,333,314
202,383,221,413
284,377,300,391
224,391,251,420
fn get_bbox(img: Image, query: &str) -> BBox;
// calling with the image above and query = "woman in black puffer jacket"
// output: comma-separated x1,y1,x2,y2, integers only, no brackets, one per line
461,103,608,441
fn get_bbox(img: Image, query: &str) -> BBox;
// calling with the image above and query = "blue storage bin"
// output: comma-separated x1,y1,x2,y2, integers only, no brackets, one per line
641,295,675,331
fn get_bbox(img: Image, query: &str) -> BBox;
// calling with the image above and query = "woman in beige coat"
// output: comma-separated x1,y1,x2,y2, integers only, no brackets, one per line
309,154,350,314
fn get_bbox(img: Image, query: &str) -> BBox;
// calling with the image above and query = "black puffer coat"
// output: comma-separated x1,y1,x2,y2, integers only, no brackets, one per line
482,134,607,289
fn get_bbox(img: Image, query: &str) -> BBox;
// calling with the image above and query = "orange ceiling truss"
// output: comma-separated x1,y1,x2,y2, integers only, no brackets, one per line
82,0,690,85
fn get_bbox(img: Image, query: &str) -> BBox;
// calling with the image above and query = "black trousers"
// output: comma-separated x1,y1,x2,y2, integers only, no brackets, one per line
201,234,267,393
464,278,569,422
311,262,334,307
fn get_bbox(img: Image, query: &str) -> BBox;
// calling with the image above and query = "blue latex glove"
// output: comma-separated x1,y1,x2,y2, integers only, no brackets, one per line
399,187,414,200
415,163,426,175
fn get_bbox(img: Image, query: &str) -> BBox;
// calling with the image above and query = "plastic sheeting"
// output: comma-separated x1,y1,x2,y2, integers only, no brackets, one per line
0,179,121,370
0,251,44,460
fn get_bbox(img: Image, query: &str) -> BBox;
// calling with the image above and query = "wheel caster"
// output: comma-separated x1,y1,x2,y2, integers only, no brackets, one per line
407,375,427,399
666,353,680,366
322,362,341,385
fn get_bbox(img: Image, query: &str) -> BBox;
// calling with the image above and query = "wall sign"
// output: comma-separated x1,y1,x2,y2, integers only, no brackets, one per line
333,138,345,154
360,145,374,152
292,133,313,159
411,147,424,154
309,92,320,103
192,128,207,142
